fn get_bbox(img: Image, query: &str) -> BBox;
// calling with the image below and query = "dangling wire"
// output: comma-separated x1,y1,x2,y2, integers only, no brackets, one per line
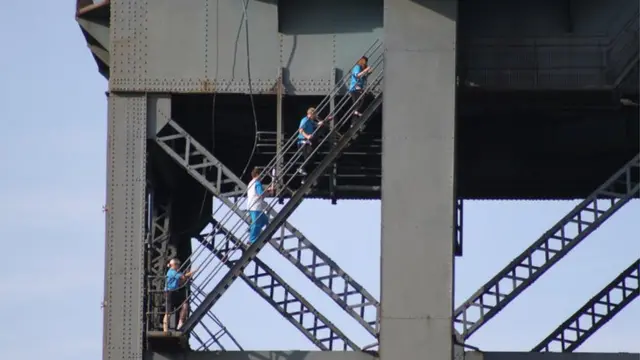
238,0,259,179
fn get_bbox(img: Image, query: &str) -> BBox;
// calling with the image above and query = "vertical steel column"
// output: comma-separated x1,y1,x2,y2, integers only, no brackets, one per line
329,67,338,204
103,93,148,360
380,1,457,360
276,67,285,204
455,199,463,256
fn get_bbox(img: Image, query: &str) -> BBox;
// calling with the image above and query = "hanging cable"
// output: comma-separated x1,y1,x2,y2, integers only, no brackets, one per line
238,0,259,179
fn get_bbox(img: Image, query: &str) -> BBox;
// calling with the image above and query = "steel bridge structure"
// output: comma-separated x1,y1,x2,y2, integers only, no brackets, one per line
75,0,639,359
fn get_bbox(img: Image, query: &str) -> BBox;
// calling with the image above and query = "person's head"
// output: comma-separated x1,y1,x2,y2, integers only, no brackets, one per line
251,167,260,179
306,107,316,120
168,258,181,270
357,56,368,68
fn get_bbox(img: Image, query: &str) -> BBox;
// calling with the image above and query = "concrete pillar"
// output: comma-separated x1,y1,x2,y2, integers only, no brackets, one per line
380,0,458,359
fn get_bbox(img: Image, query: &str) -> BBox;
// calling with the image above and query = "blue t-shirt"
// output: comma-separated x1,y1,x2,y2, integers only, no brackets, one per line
349,65,366,92
165,268,182,291
297,116,316,143
255,181,264,196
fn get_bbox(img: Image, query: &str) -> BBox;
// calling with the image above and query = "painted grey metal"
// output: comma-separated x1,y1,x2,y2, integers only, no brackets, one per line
181,93,383,333
279,0,383,95
195,219,359,350
380,2,457,360
147,95,171,138
532,259,640,352
454,153,640,340
107,0,384,94
77,17,110,50
88,0,638,91
109,0,147,91
154,119,381,337
103,93,147,360
76,5,109,77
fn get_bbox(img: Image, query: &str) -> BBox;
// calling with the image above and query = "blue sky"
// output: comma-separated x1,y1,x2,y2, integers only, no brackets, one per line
0,1,638,359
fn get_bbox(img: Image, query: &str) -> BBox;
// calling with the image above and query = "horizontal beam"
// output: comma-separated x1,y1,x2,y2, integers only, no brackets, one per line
146,351,377,360
144,351,640,360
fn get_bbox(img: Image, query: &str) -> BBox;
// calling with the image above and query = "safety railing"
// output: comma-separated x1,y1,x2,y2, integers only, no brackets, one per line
174,40,384,330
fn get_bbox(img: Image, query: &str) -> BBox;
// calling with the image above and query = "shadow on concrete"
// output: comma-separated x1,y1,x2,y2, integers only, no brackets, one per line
279,0,383,35
409,0,458,21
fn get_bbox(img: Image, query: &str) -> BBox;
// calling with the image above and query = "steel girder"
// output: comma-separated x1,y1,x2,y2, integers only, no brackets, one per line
532,259,640,352
194,219,359,350
181,94,383,334
454,153,640,339
154,116,381,338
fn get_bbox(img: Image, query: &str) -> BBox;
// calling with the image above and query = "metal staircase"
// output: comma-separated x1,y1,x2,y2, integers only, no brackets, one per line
454,153,640,339
533,258,639,352
154,41,384,347
195,219,358,350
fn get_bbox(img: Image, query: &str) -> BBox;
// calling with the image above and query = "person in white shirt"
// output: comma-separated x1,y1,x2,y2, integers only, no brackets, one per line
247,167,274,244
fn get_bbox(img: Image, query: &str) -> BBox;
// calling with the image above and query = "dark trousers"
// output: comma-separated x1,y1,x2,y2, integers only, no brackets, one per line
349,89,364,126
297,141,314,173
165,290,188,326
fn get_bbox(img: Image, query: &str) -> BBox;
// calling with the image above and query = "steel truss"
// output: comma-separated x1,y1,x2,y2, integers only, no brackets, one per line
146,198,177,331
155,115,381,338
454,154,640,339
181,94,383,333
145,194,241,350
533,259,640,352
195,219,358,350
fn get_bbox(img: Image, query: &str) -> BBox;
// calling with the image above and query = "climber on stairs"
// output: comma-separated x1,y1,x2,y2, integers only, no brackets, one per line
164,258,195,333
348,56,373,125
297,107,332,181
247,167,275,244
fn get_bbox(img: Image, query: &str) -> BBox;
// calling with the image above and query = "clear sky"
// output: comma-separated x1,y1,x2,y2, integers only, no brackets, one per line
0,1,638,359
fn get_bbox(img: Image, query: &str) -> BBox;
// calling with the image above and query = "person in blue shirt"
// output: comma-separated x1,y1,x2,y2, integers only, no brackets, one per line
297,107,331,178
247,167,274,244
163,258,195,332
348,56,373,122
